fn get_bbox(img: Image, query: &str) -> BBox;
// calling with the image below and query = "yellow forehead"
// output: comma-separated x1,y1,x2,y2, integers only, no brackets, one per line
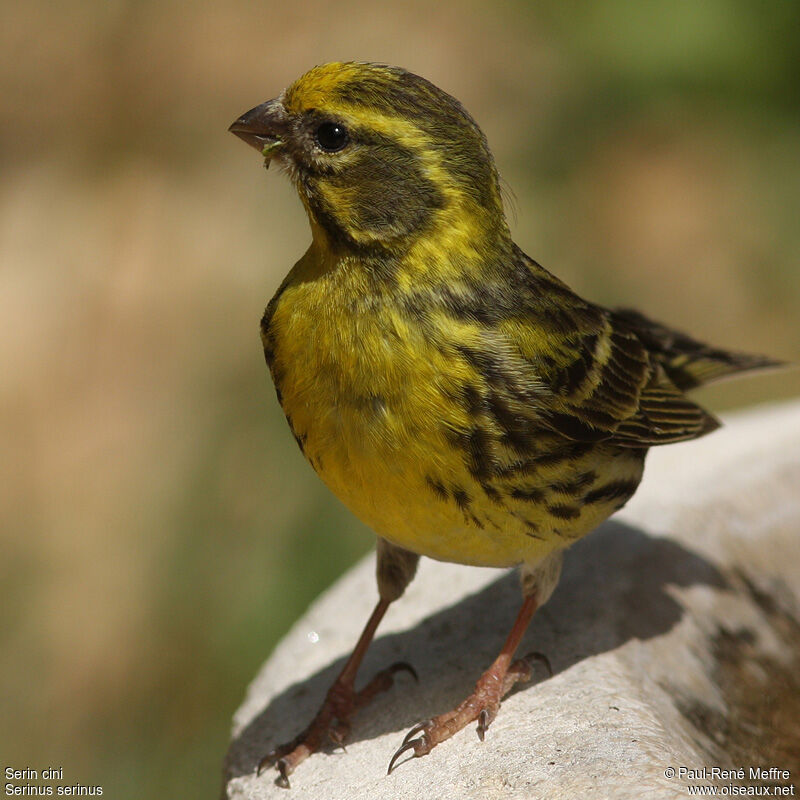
283,62,381,114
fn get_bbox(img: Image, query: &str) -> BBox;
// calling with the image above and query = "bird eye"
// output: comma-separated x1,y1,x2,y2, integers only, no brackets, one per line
315,122,349,153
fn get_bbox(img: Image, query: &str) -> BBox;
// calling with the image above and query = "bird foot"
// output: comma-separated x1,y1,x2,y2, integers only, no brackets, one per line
258,661,416,788
387,651,550,774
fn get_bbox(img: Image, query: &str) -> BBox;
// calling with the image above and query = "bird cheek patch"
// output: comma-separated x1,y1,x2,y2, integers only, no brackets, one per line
316,154,443,244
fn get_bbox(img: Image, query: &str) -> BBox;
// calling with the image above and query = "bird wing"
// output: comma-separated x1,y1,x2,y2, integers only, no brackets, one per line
612,307,783,390
469,253,720,448
532,313,719,447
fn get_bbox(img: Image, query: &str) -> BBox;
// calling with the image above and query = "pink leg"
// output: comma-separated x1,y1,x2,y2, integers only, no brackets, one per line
259,598,415,787
387,594,549,773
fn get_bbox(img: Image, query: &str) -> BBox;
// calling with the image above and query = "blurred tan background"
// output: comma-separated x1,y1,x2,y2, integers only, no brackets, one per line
1,1,798,797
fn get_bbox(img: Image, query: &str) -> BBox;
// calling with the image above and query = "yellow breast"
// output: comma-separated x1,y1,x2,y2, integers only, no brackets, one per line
262,249,643,568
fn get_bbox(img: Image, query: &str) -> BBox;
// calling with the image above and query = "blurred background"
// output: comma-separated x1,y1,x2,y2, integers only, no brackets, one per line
1,1,799,796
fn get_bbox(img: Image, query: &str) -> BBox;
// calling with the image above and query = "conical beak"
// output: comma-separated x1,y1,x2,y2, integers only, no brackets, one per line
229,99,288,161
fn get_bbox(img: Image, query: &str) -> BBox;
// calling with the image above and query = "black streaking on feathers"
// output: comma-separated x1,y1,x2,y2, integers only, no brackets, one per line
493,442,595,478
331,69,500,210
260,276,291,371
546,504,582,521
461,384,485,415
613,308,783,391
523,521,544,540
452,488,471,510
550,471,598,495
583,480,642,505
557,334,598,395
425,476,449,500
487,392,537,454
284,410,309,458
543,412,612,443
511,487,546,503
480,482,502,503
464,427,496,481
454,345,532,400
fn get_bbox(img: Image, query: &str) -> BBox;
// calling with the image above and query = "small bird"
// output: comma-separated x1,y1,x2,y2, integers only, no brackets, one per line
229,62,778,787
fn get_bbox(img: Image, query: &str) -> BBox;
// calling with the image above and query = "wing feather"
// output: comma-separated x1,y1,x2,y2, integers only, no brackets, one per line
425,250,733,450
479,254,720,447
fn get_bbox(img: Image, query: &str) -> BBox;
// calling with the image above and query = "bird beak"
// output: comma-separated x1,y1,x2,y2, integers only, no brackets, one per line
229,98,288,164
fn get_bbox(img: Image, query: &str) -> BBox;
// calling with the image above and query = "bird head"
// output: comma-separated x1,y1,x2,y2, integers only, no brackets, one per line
229,62,506,252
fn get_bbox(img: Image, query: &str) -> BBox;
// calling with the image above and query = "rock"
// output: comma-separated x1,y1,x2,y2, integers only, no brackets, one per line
222,401,800,799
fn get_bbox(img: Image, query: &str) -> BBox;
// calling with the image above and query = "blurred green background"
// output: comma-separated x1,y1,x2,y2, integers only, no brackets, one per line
1,1,799,797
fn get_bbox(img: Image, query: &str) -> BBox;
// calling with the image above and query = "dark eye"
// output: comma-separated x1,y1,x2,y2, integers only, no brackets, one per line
315,122,349,152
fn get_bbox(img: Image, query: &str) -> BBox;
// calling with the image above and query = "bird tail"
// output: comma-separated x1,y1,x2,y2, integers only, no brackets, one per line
612,307,784,391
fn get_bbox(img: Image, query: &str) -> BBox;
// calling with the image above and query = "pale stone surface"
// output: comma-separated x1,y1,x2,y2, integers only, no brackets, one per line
222,401,800,799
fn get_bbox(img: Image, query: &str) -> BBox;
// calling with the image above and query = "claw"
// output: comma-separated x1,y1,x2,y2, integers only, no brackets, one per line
522,650,553,677
402,720,431,746
380,594,542,774
476,708,490,741
329,725,348,752
387,738,422,775
276,759,291,790
256,660,416,784
389,718,433,774
388,661,419,683
257,749,279,776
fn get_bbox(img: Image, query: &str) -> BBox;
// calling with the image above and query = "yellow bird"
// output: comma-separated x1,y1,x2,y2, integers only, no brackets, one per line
229,61,778,787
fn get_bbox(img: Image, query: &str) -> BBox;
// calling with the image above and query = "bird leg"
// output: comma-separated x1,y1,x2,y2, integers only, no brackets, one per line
388,593,548,774
259,541,419,787
258,597,415,787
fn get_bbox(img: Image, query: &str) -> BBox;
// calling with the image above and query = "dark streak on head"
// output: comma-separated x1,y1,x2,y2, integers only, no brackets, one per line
332,66,502,211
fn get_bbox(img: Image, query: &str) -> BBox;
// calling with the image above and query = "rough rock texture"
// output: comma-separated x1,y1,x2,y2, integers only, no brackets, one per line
222,401,800,799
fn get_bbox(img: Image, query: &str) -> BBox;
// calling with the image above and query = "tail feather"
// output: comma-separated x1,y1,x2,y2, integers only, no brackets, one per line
612,307,784,391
